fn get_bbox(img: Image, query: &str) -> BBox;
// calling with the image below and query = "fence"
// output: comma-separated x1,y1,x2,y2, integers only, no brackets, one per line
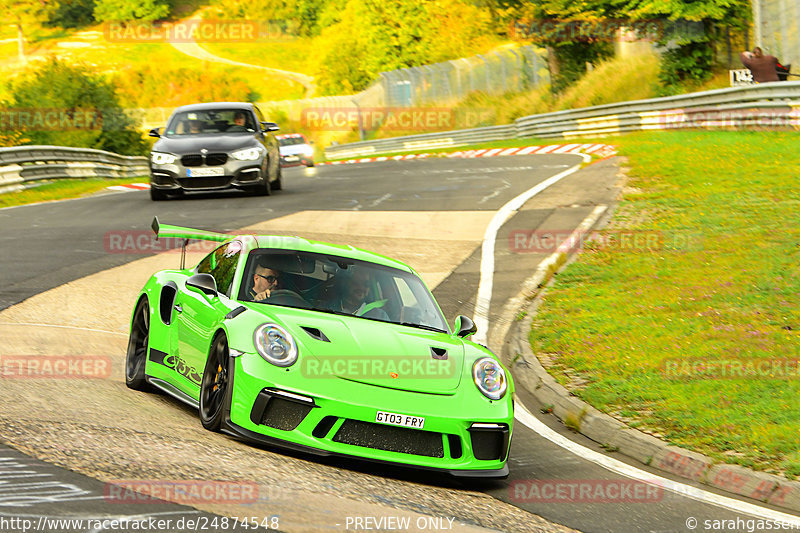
325,80,800,158
255,45,548,125
0,146,148,194
376,46,547,108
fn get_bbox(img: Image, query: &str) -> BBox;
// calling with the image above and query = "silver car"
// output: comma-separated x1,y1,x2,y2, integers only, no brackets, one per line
148,102,282,201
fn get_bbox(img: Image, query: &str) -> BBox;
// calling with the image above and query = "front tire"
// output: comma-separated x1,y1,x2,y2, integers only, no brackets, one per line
150,187,168,201
272,164,282,191
126,298,151,391
255,162,272,196
199,333,232,431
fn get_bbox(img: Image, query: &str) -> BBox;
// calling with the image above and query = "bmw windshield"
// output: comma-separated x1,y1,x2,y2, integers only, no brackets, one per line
164,109,257,136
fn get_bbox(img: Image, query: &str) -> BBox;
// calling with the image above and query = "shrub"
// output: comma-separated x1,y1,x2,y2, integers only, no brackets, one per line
3,59,146,155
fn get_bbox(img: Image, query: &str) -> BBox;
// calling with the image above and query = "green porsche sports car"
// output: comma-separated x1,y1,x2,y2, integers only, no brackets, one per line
126,218,513,477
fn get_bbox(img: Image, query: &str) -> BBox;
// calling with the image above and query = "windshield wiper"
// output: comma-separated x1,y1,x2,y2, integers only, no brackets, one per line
399,322,447,333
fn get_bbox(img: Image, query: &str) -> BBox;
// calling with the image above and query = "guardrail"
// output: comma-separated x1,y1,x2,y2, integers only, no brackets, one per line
0,146,148,194
325,81,800,159
323,125,517,159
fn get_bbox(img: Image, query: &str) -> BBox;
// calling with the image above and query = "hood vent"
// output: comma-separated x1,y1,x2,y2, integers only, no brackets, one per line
301,326,330,342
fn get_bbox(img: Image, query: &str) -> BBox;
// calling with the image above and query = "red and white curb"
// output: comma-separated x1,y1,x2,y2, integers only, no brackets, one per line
107,183,151,191
106,145,617,190
320,143,617,165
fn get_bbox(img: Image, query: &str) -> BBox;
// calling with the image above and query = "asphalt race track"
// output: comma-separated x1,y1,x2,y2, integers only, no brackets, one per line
0,155,796,532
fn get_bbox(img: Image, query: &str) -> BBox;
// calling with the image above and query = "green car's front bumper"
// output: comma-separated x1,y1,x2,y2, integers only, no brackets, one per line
224,353,512,477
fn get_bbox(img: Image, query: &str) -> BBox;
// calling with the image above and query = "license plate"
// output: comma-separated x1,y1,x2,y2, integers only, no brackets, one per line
375,410,425,429
285,156,298,161
187,167,224,177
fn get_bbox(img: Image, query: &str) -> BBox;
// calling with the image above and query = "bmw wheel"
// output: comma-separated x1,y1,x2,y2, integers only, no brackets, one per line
272,164,282,191
150,187,168,201
255,160,272,196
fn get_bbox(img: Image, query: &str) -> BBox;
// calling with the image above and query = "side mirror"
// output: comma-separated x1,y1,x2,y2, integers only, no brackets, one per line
453,315,477,338
261,121,280,132
186,273,217,297
148,127,161,138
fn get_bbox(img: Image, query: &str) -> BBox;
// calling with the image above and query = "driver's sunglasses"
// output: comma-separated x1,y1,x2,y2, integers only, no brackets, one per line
257,274,278,284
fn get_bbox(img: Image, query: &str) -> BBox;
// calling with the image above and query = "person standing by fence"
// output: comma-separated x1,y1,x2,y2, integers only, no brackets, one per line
740,47,780,82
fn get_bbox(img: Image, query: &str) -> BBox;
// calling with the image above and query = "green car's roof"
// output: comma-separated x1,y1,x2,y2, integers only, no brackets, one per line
251,235,414,273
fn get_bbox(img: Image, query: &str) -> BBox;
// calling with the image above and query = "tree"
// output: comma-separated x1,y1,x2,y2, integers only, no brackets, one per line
312,0,495,94
508,0,750,91
46,0,96,29
0,0,52,63
622,0,751,88
4,60,146,155
93,0,169,23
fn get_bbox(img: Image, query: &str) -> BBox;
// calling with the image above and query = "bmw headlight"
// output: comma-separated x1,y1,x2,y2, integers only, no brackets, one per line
472,357,507,400
302,146,314,157
254,323,298,367
151,152,177,165
231,147,263,161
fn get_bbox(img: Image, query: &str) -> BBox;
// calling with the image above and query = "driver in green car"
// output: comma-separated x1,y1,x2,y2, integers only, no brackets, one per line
250,261,280,301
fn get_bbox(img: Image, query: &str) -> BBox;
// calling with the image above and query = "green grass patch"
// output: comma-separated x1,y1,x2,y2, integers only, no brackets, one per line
200,39,313,76
528,130,800,476
0,177,146,208
411,52,727,132
0,23,305,108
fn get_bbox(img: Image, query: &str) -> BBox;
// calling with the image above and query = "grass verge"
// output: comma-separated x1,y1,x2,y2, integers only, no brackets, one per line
528,130,800,477
0,177,146,209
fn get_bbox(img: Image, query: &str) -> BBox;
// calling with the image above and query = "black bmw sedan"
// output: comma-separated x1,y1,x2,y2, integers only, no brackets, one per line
148,102,282,201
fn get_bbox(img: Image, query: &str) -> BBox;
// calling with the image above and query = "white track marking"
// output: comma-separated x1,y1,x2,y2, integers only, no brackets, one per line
469,149,800,522
514,402,800,524
472,154,589,345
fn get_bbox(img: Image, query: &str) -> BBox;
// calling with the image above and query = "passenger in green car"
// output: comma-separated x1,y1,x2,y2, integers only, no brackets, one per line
326,267,389,320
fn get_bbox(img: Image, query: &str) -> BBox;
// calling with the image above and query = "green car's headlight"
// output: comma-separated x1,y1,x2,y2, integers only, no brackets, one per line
151,152,177,165
231,147,263,161
254,323,298,367
472,357,507,400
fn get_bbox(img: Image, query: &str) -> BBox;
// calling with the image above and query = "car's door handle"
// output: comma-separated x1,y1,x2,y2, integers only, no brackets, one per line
174,304,183,313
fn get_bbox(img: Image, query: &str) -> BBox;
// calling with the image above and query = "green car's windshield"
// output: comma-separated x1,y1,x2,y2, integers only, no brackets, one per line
238,250,449,333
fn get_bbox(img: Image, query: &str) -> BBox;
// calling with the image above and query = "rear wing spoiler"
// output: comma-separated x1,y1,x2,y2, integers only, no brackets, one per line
151,216,231,269
151,216,230,243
